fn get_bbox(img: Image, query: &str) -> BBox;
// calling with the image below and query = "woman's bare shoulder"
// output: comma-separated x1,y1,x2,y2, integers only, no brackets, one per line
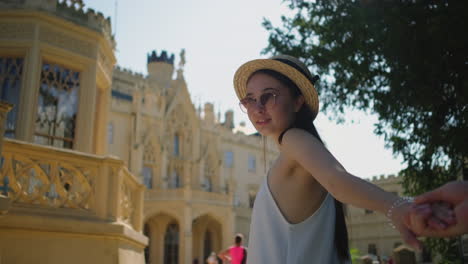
280,128,325,155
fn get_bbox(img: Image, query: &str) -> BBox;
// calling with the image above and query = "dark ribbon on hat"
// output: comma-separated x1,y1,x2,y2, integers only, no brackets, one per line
272,58,320,85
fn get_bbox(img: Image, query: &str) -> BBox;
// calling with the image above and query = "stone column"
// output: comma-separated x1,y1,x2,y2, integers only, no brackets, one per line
93,86,110,155
75,62,97,153
223,209,235,249
134,183,145,232
183,206,193,264
16,27,40,142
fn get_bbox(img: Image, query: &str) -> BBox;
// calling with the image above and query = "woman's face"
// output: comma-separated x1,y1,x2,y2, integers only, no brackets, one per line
243,72,304,139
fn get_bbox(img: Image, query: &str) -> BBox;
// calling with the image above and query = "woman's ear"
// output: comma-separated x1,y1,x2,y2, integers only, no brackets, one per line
294,95,305,112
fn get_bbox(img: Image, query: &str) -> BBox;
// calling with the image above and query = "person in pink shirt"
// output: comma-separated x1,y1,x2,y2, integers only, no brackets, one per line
218,233,247,264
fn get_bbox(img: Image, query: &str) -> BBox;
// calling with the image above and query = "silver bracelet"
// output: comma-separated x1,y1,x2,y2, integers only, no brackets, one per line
386,196,414,229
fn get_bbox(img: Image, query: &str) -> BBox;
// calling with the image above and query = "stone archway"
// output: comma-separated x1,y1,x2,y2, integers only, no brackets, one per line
191,214,223,264
144,212,181,264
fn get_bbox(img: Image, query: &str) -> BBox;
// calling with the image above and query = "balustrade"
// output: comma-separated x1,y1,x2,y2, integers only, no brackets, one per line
0,139,144,231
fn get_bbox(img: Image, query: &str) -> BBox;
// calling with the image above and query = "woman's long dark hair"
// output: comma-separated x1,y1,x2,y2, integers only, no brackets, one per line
255,69,350,262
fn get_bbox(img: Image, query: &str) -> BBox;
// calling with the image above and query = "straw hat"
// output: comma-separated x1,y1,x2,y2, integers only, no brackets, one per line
233,55,319,120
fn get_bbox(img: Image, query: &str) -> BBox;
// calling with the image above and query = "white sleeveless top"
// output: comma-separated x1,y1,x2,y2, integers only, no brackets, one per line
247,176,348,264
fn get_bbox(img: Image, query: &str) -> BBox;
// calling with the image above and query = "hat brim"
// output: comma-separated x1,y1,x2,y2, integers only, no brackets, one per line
233,59,319,120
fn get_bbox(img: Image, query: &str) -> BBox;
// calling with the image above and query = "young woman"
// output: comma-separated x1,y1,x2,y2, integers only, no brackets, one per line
232,55,454,263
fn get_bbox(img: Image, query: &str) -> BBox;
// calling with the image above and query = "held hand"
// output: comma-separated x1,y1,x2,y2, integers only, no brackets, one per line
389,201,423,251
412,181,468,237
407,202,456,236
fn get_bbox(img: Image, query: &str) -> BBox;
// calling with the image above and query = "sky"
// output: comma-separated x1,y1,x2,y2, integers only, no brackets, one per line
83,0,404,179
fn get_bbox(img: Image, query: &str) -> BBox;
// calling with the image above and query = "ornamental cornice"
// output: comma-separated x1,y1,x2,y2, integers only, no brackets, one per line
0,11,115,62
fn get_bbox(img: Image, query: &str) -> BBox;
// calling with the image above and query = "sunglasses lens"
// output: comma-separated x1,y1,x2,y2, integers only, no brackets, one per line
260,93,274,107
239,93,275,113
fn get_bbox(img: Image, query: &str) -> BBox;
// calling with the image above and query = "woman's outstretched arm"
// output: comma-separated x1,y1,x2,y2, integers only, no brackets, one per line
280,128,424,248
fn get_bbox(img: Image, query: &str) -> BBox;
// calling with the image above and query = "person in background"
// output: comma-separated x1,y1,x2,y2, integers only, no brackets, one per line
218,233,247,264
206,252,219,264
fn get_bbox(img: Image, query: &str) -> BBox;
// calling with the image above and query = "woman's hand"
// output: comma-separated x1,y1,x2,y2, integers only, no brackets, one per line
388,201,424,251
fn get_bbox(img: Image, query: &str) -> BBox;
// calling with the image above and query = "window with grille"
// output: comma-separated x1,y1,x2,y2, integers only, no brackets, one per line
164,223,179,264
173,134,180,156
368,244,377,255
203,162,214,192
35,62,79,149
142,166,153,189
0,57,24,138
169,171,181,189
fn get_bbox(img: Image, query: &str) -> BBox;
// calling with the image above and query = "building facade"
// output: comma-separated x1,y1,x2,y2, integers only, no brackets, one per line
0,1,278,264
109,51,278,264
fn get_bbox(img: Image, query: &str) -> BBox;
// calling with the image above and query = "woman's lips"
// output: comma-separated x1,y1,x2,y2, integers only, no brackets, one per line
256,119,271,125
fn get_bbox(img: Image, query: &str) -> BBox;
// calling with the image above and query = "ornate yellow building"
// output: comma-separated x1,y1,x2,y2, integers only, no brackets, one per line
0,1,278,263
109,49,278,264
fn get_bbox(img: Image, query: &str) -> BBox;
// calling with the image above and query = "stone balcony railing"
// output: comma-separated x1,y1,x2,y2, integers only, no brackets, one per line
0,138,144,231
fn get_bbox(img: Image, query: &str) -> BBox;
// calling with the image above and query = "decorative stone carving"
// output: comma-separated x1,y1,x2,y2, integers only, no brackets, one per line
98,48,113,77
143,144,156,164
58,0,84,11
178,49,186,70
120,181,134,226
0,152,95,209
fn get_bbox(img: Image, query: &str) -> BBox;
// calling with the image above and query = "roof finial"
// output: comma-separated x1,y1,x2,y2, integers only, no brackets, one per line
179,49,186,70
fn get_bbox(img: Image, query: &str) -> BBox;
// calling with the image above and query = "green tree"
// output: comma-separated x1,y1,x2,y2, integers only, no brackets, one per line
262,0,467,262
349,248,361,264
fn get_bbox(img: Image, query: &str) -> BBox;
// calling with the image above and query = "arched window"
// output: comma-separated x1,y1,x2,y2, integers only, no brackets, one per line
142,166,153,189
168,169,181,189
203,230,213,262
34,62,80,149
174,134,180,156
0,57,23,138
203,162,213,192
164,223,179,264
142,144,156,189
202,177,212,192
